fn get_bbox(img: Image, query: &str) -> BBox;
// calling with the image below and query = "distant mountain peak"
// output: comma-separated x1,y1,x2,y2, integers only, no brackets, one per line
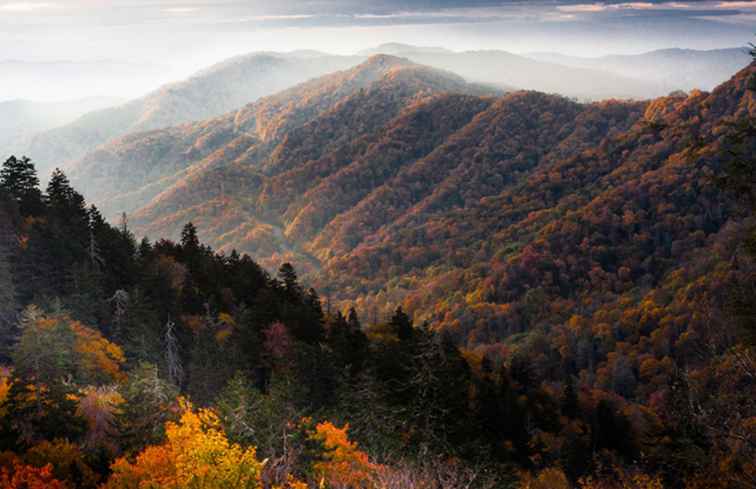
362,54,414,69
359,43,452,56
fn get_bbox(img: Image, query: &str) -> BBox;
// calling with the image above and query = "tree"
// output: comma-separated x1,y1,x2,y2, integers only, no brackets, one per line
278,263,302,300
11,305,75,386
389,307,413,342
164,319,183,388
0,194,18,362
12,306,125,387
24,439,100,489
308,421,378,489
0,156,43,216
104,400,264,489
0,461,67,489
180,222,200,252
75,385,124,455
117,362,179,453
43,169,90,295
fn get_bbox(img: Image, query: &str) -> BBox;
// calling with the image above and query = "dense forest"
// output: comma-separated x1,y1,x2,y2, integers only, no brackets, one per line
0,55,754,489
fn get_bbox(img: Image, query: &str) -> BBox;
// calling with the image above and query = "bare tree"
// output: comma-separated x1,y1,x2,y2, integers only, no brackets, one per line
165,318,183,388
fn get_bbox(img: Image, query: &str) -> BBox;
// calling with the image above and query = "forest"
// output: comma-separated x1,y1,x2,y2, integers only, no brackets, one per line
0,58,753,489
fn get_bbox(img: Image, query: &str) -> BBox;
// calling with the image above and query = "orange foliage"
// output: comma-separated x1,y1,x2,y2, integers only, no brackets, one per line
0,368,11,417
519,467,571,489
104,400,263,489
0,461,67,489
70,321,126,383
309,421,378,489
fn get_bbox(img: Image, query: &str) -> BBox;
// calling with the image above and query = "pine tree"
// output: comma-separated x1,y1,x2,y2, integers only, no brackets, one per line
561,376,579,418
42,169,90,295
0,156,44,216
277,263,302,300
389,306,413,341
0,192,18,361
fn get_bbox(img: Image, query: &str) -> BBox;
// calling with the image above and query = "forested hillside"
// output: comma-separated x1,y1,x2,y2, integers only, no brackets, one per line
21,52,362,176
67,57,756,341
0,54,753,489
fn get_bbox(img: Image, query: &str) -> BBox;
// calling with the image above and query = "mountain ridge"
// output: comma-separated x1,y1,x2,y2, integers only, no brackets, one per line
65,59,755,345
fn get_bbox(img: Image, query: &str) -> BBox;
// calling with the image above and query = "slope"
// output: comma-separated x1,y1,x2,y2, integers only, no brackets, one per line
23,52,361,176
66,56,499,267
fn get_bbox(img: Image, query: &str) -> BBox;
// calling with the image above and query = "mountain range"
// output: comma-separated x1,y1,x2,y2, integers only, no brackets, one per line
366,43,751,97
61,52,755,344
527,47,752,93
19,52,362,176
14,44,751,178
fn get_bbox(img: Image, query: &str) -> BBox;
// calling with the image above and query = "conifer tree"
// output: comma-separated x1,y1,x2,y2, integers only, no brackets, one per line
389,306,413,341
0,156,43,216
278,263,302,300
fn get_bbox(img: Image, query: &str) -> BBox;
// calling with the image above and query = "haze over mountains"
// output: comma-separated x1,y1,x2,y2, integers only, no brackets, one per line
527,47,753,93
362,43,753,95
9,43,750,178
0,97,123,157
20,52,362,176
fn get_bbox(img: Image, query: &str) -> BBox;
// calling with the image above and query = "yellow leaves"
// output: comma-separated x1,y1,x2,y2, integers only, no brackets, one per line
104,399,263,489
218,313,236,327
272,475,308,489
71,321,126,383
309,421,378,489
578,466,665,489
215,328,233,344
519,467,570,489
215,313,236,344
567,314,585,333
16,308,125,385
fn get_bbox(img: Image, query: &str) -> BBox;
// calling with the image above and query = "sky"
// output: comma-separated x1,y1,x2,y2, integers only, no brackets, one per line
1,0,754,101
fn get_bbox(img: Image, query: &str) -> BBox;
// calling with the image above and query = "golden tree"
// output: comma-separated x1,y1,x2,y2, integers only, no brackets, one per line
104,399,263,489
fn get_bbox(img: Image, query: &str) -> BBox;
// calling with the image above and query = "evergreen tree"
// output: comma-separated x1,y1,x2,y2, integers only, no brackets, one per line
0,192,18,361
0,156,44,216
278,263,302,300
389,306,413,341
561,376,579,418
180,222,200,251
43,169,90,295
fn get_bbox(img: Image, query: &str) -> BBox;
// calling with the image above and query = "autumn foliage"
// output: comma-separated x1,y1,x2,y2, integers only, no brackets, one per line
308,422,378,489
104,400,263,489
0,461,67,489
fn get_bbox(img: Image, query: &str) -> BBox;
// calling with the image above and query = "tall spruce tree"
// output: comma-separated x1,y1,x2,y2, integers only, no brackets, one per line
0,156,44,216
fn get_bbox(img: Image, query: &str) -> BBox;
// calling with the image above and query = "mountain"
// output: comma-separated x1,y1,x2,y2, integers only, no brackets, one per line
362,45,657,100
0,97,122,156
21,45,746,179
69,58,755,345
359,43,453,56
364,44,753,101
22,52,362,176
526,47,752,93
67,55,499,267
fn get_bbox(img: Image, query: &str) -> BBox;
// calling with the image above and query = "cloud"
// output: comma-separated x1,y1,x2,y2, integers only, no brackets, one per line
717,0,756,7
162,7,200,14
0,1,56,11
557,1,704,12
